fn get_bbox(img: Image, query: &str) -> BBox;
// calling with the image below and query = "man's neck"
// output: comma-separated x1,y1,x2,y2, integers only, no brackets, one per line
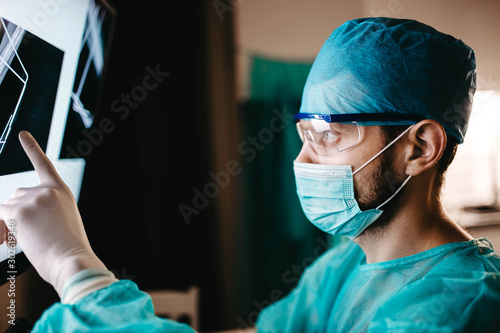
353,191,472,264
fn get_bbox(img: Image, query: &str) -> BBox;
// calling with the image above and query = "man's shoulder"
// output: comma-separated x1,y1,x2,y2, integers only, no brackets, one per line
470,237,500,272
406,238,500,299
369,239,500,332
371,266,500,332
430,237,500,275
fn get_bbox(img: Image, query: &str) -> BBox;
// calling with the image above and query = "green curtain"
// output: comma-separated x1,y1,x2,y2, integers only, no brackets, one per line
236,56,335,325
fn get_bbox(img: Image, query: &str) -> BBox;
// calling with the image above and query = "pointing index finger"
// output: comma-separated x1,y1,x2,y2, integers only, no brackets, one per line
19,131,60,185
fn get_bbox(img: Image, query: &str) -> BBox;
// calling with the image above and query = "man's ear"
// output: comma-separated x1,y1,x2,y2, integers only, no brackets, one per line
404,120,447,176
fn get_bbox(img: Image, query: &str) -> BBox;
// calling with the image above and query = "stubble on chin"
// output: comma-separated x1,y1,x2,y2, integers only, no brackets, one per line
353,149,407,234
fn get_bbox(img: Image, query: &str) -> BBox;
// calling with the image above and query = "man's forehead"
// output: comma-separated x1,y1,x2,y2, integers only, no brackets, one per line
298,119,359,132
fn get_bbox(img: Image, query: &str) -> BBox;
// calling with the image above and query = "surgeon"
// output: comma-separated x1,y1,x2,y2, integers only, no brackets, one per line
0,17,499,332
256,17,500,332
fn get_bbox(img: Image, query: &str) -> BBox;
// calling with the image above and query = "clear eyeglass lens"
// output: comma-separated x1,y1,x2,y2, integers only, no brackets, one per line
296,119,360,155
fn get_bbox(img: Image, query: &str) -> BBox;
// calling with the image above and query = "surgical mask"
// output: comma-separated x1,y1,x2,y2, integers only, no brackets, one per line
294,126,412,239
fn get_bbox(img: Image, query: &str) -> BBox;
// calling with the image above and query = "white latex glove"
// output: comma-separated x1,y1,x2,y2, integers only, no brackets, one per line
0,131,107,296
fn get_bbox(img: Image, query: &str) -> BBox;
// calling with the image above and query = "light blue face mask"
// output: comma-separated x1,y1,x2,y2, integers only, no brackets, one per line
294,126,413,239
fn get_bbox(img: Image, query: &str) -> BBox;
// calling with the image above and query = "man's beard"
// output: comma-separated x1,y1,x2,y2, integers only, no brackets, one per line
354,146,407,235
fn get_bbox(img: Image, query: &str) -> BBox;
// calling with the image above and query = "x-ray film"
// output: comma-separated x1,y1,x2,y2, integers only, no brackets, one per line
60,0,116,159
0,17,63,176
0,0,115,281
0,17,28,155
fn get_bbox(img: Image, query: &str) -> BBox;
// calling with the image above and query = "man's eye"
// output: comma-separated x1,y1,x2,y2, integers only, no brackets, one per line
322,131,339,143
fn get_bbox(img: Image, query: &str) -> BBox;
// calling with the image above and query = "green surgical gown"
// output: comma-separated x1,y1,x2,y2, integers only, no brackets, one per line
256,238,500,332
33,280,195,333
32,238,500,332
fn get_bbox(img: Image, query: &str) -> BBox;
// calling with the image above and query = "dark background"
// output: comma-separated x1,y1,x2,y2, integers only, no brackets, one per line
78,0,222,330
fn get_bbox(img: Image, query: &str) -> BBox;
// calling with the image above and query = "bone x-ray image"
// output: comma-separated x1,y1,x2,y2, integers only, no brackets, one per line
0,18,27,156
0,17,63,176
60,0,116,159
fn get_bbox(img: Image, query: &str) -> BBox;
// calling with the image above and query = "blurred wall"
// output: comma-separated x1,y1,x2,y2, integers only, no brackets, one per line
235,0,364,100
235,0,500,98
236,0,500,98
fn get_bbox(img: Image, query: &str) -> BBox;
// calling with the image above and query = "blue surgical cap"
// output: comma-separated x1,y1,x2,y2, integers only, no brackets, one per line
300,17,477,143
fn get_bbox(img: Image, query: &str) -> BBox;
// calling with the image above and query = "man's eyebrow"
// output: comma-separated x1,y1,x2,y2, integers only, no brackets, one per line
329,122,357,131
298,120,314,130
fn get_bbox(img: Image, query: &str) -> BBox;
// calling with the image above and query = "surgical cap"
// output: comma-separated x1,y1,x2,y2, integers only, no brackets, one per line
300,17,477,143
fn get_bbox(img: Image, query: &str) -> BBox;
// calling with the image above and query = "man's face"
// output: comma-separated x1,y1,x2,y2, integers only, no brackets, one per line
295,124,406,214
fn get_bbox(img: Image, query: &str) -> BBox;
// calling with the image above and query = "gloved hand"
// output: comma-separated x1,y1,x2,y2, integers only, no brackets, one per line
0,131,107,296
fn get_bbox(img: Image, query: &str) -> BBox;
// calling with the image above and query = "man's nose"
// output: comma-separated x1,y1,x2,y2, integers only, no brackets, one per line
295,140,317,164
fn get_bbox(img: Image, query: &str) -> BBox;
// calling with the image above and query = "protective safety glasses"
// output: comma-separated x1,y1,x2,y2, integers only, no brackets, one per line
295,113,424,156
295,114,360,156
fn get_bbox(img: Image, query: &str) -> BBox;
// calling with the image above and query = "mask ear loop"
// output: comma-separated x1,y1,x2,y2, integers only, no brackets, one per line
351,125,414,210
376,175,412,210
353,125,414,175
